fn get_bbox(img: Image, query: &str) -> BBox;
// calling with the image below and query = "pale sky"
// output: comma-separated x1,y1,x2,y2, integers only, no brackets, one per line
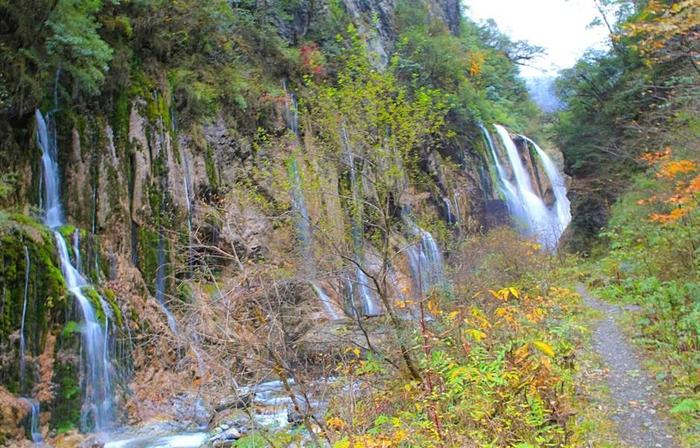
464,0,611,77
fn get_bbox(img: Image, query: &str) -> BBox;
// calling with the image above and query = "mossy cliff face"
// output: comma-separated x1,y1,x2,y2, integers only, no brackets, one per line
0,214,76,440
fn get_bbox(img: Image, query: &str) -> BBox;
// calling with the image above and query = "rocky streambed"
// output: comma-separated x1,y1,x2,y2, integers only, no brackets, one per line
57,378,334,448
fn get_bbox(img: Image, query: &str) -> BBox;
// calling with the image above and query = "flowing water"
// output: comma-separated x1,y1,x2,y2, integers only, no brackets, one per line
19,245,30,391
73,230,82,273
21,398,43,444
523,136,572,241
36,109,116,432
403,214,444,297
488,124,571,249
341,129,382,316
156,232,179,335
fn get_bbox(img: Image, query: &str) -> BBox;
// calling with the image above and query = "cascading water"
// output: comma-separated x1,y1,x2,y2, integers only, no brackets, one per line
493,125,553,244
342,128,382,317
523,136,572,241
36,109,116,432
156,232,179,335
19,245,30,390
485,124,571,249
73,230,82,273
480,124,528,223
283,91,344,319
21,398,43,444
403,214,444,297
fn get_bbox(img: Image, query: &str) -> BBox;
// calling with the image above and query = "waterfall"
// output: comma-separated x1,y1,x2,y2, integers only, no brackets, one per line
523,136,572,241
287,158,312,256
403,214,444,297
283,89,344,319
342,129,382,317
19,245,30,391
480,124,528,224
36,109,116,432
485,124,571,249
73,230,82,272
36,110,63,228
156,232,178,335
311,284,341,320
21,398,43,444
181,147,195,272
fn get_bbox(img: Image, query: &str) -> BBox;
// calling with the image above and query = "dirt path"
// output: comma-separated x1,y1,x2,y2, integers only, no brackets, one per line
576,285,677,447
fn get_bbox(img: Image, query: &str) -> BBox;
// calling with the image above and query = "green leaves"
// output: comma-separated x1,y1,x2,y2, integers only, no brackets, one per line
46,0,113,95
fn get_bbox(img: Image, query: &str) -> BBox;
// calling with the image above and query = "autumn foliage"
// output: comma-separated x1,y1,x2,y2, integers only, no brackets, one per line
637,149,700,223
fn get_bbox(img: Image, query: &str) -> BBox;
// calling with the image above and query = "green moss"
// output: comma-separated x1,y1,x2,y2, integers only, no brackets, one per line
80,286,108,324
0,215,68,396
102,287,123,327
204,144,219,188
51,361,81,432
136,226,159,294
112,89,131,149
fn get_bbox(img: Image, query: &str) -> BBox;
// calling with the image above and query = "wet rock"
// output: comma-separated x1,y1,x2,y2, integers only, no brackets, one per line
79,436,105,448
0,387,29,444
52,431,87,448
171,394,213,428
210,426,242,447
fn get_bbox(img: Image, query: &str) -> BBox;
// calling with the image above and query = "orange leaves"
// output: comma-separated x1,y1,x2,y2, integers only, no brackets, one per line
657,159,697,178
650,207,691,223
640,150,699,224
640,147,672,164
686,174,700,194
622,0,700,63
468,50,484,77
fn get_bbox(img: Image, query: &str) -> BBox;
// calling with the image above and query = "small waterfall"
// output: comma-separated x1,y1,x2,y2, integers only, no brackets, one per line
21,398,43,444
287,158,312,257
283,91,343,319
403,215,444,297
36,109,116,432
36,110,63,228
181,146,195,272
156,232,178,335
485,124,571,249
311,283,341,320
73,230,82,272
342,129,382,317
441,196,455,225
19,245,30,391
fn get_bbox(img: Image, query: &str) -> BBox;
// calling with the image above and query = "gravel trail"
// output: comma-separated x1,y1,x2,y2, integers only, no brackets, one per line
577,285,677,448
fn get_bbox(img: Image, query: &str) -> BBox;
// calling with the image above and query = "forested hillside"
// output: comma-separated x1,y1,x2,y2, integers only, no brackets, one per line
0,0,697,447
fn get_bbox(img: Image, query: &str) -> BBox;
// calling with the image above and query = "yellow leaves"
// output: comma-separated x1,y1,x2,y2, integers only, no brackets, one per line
327,416,346,431
525,307,547,323
489,287,520,301
532,341,555,357
469,306,492,330
623,0,700,62
427,297,442,316
464,328,486,342
449,365,471,381
686,174,700,195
